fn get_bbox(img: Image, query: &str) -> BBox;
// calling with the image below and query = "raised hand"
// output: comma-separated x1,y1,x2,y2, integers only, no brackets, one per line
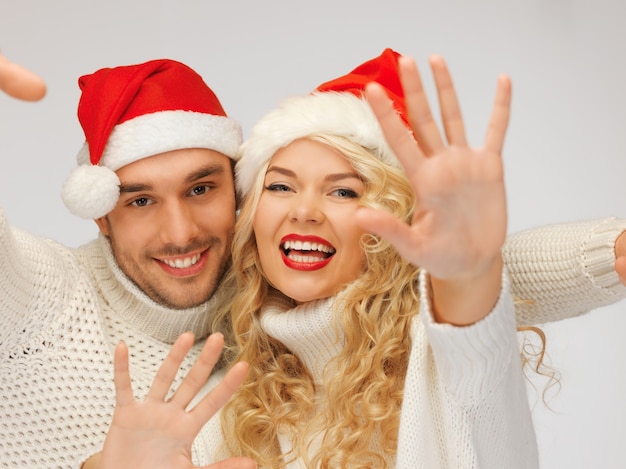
358,55,512,325
92,332,254,469
0,52,46,101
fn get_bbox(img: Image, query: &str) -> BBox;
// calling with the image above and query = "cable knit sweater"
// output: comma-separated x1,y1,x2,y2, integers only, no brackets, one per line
259,270,535,468
1,208,625,468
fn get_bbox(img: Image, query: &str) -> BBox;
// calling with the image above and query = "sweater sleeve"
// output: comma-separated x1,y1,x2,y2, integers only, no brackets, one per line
503,217,626,326
395,269,538,469
0,207,80,346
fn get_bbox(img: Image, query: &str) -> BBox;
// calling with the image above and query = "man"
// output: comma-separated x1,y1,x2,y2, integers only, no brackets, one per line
0,56,248,468
1,53,626,468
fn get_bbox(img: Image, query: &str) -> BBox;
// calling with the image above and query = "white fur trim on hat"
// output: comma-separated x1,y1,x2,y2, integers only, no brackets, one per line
77,110,242,169
235,91,398,198
65,110,242,219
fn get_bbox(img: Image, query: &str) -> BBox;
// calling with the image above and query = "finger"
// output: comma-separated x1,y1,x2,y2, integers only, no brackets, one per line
484,74,512,155
0,54,47,101
429,55,467,147
169,332,225,408
365,81,424,176
398,55,446,155
188,361,249,430
146,332,195,402
113,341,135,407
203,456,257,469
615,256,626,286
355,207,424,263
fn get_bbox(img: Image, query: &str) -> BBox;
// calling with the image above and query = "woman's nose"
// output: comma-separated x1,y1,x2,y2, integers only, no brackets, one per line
288,194,324,223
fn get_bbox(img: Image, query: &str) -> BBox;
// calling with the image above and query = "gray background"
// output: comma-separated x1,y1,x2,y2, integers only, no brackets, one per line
1,1,624,467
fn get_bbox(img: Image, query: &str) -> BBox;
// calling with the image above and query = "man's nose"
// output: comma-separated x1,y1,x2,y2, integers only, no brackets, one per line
158,200,200,246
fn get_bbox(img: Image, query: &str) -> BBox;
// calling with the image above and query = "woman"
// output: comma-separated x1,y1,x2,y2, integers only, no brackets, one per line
221,48,534,468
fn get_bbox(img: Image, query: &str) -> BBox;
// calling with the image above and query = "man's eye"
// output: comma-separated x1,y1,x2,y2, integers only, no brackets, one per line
130,197,152,207
191,185,209,196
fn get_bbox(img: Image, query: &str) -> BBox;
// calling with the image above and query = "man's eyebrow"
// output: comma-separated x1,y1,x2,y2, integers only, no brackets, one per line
185,164,226,183
119,164,227,193
119,182,151,193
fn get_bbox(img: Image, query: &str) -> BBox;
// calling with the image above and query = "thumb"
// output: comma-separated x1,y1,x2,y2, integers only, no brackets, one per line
355,207,422,262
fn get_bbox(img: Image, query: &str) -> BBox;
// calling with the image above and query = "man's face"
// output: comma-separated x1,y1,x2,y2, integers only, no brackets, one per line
95,148,236,309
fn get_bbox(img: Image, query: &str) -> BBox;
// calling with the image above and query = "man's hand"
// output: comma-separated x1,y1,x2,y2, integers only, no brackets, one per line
89,332,254,469
0,53,46,101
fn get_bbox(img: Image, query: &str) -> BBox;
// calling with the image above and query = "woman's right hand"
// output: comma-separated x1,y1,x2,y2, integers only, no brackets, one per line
358,55,511,325
88,332,254,469
0,53,46,101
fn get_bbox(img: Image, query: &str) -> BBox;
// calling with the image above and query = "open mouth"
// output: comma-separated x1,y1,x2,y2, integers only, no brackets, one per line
155,249,209,277
159,253,201,269
281,239,335,264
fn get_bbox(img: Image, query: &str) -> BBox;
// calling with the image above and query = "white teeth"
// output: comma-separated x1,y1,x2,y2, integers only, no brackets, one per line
288,253,325,263
162,253,201,268
283,240,334,253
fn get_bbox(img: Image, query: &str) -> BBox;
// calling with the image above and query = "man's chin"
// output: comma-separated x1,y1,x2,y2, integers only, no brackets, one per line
139,282,215,310
158,290,215,310
126,261,227,309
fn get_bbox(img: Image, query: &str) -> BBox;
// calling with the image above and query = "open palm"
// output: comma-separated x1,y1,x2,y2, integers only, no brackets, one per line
358,55,510,281
95,332,253,469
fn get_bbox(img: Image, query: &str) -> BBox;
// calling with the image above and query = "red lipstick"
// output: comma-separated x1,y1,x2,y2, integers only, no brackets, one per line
280,234,335,271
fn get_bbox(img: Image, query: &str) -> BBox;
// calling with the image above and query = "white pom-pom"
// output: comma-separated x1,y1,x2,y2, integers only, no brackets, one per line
61,165,120,219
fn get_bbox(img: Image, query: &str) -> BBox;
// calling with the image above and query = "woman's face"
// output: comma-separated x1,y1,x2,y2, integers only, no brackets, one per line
253,139,367,303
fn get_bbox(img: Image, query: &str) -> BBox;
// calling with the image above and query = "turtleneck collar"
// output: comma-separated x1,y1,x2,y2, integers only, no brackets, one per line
78,234,226,344
260,290,345,383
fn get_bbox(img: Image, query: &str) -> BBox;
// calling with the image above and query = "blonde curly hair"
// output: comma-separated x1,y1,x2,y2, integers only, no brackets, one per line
222,134,417,468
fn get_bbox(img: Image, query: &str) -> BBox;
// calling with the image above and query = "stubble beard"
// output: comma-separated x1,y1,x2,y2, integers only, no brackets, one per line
107,233,233,310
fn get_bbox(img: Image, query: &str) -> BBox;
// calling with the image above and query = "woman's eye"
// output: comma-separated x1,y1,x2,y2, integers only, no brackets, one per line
265,183,291,192
332,188,359,198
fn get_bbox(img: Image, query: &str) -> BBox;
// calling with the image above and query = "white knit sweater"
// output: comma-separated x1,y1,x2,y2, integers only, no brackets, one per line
260,271,535,468
0,208,228,468
504,217,626,326
1,208,625,468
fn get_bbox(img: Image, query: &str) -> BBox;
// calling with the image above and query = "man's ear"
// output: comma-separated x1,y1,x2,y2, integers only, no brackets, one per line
94,216,110,236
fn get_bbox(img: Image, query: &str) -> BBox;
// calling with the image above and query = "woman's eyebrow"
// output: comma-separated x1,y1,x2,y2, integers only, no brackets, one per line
266,166,360,182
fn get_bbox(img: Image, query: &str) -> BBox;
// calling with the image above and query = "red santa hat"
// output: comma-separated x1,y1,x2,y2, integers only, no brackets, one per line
62,58,242,219
236,48,409,197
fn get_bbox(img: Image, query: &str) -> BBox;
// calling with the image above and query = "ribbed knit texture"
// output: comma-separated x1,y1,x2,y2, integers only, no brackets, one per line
395,271,538,468
1,206,626,467
260,271,537,468
503,217,626,326
261,293,392,467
